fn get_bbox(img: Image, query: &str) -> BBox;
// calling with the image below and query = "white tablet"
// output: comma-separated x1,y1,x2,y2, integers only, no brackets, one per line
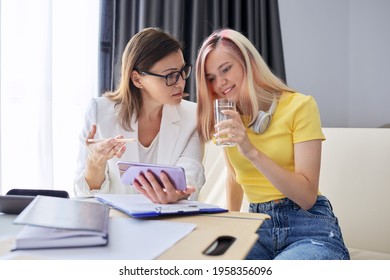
117,161,187,191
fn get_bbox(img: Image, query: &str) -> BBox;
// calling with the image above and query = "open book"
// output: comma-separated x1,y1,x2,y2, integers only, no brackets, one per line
12,196,109,250
95,194,228,218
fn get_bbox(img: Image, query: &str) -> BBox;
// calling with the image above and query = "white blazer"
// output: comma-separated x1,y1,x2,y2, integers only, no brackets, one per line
74,97,205,199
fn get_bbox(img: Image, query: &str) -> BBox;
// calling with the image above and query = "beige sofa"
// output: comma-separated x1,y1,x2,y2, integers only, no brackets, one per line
199,127,390,260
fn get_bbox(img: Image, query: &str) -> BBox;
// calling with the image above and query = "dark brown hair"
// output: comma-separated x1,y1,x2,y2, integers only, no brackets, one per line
105,27,183,131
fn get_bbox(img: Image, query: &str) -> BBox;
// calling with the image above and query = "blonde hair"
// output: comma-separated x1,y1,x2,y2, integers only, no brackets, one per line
105,27,183,131
196,28,293,142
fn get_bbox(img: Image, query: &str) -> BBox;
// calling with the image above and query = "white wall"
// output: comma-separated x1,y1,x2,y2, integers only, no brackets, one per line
279,0,390,128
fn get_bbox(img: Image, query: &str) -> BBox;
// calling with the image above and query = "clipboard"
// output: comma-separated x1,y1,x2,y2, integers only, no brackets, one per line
95,194,228,218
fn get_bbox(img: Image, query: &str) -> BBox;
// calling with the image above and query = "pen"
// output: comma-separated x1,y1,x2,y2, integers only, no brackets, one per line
155,205,199,214
87,138,137,143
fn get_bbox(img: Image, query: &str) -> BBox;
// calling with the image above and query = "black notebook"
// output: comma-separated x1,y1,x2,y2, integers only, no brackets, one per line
12,195,109,250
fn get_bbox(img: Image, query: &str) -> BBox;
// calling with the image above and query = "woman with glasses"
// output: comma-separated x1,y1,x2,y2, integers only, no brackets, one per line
74,27,205,203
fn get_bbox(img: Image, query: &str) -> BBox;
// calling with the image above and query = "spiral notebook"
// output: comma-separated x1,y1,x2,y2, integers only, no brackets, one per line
12,195,109,250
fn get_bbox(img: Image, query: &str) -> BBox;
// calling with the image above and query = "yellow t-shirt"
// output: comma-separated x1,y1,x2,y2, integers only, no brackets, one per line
225,92,325,203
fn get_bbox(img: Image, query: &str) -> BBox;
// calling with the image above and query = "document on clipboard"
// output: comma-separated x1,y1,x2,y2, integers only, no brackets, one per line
95,194,228,218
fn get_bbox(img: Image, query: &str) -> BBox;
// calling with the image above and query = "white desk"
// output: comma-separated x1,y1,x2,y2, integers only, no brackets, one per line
0,210,268,260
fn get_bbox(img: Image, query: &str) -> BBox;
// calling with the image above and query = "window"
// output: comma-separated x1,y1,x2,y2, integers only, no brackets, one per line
0,0,99,196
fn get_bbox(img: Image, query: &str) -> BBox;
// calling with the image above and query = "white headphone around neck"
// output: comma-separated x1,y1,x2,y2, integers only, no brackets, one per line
250,97,278,134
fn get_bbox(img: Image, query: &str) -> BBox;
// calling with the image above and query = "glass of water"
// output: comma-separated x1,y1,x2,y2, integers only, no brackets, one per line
213,98,236,147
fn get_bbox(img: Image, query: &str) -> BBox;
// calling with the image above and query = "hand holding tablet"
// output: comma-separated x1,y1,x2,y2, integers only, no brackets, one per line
117,162,187,191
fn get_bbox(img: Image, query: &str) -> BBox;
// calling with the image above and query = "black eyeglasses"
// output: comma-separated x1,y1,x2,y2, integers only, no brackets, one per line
137,64,192,86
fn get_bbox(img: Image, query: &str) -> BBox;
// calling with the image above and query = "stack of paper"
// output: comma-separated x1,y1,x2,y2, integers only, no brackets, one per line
4,217,196,260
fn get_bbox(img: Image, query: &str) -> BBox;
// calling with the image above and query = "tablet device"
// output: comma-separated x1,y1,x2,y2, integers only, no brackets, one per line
117,162,187,191
0,195,35,214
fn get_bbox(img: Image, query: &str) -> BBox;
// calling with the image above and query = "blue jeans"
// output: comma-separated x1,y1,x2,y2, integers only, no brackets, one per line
246,195,350,260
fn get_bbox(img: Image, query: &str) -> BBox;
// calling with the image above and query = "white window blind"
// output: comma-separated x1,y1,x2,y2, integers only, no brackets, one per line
0,0,99,196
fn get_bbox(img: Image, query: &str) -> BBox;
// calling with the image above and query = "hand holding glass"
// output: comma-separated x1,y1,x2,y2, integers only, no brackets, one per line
213,98,236,147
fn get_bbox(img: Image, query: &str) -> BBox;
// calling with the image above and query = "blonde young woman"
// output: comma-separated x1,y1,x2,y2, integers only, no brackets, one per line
74,28,205,203
196,28,349,260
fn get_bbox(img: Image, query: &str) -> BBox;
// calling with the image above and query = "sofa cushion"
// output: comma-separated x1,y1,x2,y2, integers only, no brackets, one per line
320,128,390,257
349,248,390,260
